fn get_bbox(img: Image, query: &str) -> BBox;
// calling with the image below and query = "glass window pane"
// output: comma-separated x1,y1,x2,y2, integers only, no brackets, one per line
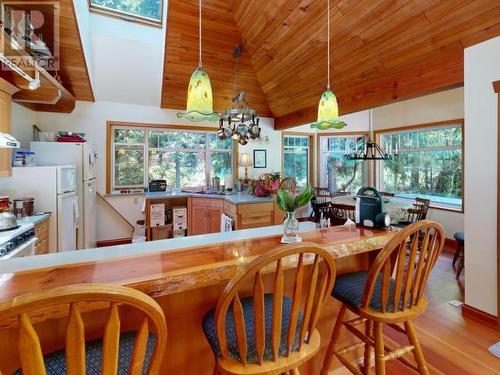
90,0,162,21
284,149,308,189
211,151,232,179
114,146,144,187
114,129,145,144
208,134,232,150
157,131,205,149
148,150,205,188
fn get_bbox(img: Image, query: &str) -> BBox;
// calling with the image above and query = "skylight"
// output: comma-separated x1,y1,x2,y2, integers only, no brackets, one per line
89,0,163,27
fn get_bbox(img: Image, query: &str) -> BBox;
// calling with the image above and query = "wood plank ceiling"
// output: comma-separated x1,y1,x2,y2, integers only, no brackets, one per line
165,0,500,129
0,0,93,112
161,0,272,117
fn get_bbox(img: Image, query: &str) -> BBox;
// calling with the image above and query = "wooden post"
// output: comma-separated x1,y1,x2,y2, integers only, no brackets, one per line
494,80,500,328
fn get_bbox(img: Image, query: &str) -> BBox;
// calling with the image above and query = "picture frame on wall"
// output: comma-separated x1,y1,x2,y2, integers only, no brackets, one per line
253,149,267,168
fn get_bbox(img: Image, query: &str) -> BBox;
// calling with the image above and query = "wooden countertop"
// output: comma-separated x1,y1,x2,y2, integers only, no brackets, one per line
0,226,398,302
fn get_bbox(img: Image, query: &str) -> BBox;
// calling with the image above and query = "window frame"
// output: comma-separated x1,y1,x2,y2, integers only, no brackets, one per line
106,122,236,193
281,132,314,189
374,119,465,213
316,132,369,193
88,0,163,28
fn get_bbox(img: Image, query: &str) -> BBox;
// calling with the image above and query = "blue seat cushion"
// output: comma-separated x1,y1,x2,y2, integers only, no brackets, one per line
15,331,156,375
454,232,464,245
202,294,302,364
333,271,402,312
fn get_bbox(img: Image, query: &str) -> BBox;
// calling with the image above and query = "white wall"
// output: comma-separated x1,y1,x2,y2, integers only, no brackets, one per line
372,87,465,238
11,103,36,147
464,36,500,316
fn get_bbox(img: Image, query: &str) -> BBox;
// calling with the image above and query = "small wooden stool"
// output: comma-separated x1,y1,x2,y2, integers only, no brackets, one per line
202,243,336,375
453,232,465,279
320,220,445,375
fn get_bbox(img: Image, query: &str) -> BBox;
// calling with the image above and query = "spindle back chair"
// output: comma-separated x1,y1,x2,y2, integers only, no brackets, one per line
213,243,336,374
0,284,167,375
330,203,356,226
321,220,445,375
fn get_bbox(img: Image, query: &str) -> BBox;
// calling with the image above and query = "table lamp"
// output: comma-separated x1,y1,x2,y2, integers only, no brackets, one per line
239,153,252,182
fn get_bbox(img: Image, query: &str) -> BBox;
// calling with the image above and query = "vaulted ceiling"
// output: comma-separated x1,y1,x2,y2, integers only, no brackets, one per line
163,0,500,129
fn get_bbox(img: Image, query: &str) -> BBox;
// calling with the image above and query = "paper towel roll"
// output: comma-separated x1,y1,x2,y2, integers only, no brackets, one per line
224,174,234,189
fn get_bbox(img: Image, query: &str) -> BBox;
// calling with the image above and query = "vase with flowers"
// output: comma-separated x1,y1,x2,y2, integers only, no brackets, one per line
276,185,313,243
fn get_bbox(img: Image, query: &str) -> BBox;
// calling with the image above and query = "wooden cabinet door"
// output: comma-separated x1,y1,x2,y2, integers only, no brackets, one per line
207,207,222,233
191,206,207,235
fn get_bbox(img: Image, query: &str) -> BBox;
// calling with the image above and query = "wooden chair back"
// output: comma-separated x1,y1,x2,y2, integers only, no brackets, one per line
414,198,431,220
361,221,445,314
214,243,336,366
311,200,333,223
0,284,167,375
405,206,427,223
330,203,356,225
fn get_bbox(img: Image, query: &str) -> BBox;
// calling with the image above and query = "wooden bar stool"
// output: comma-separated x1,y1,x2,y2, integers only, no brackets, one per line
202,242,337,375
453,232,465,279
0,284,167,375
320,220,445,375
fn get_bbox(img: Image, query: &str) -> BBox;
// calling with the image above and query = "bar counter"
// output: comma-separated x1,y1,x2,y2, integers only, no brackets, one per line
0,225,398,374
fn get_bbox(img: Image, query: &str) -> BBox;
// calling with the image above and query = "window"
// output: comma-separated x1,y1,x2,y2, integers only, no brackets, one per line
89,0,163,26
283,135,311,189
318,134,367,193
111,125,233,191
378,122,463,210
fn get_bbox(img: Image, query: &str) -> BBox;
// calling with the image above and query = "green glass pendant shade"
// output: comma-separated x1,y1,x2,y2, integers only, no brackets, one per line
310,89,346,130
177,67,220,122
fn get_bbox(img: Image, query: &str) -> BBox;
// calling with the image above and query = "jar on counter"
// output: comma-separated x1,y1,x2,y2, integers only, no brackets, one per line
13,197,34,218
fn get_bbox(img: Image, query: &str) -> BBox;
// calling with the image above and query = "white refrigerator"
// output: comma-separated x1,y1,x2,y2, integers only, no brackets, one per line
0,166,79,252
31,142,97,249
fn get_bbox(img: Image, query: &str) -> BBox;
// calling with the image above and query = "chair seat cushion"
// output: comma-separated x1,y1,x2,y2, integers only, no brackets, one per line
15,331,156,375
454,232,464,245
333,271,400,312
202,294,302,364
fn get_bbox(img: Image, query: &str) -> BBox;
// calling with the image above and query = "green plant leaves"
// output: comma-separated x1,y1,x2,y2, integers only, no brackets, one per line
276,185,313,213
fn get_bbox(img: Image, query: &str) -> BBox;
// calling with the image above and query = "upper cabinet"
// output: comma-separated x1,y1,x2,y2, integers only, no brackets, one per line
0,0,93,113
0,78,19,177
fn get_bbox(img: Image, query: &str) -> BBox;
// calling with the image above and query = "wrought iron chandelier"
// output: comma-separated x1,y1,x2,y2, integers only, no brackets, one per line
218,45,261,145
344,110,397,161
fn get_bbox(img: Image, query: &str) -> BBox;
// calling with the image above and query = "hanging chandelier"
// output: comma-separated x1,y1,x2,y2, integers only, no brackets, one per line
344,110,397,161
177,0,220,122
311,0,346,130
218,45,261,145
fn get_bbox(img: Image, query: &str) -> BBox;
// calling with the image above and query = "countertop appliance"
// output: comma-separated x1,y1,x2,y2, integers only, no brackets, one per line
355,187,391,228
30,142,97,249
0,165,79,252
0,222,36,259
149,180,167,192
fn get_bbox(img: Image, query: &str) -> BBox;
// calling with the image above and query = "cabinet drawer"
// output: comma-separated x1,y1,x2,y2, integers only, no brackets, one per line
191,198,222,209
34,219,49,240
34,238,49,255
239,212,273,229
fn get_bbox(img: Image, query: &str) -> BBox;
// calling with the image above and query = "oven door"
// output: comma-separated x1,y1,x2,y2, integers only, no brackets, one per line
1,237,37,259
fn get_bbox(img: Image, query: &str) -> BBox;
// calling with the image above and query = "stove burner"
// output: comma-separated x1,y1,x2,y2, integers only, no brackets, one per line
0,225,20,233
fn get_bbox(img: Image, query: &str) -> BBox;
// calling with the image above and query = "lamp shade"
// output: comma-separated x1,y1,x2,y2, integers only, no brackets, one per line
310,89,346,130
239,153,252,167
177,67,220,122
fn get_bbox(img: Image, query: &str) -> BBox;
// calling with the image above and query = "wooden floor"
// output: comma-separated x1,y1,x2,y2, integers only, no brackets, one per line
332,251,500,374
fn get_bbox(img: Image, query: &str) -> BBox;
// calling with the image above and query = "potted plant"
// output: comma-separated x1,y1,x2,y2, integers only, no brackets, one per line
276,185,313,243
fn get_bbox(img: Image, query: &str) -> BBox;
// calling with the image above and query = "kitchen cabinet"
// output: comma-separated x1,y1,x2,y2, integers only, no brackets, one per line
188,198,222,235
222,201,278,230
0,79,20,178
34,217,50,255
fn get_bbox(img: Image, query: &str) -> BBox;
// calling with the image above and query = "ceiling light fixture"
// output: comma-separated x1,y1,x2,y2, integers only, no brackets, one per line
177,0,219,122
218,45,261,145
344,109,397,161
310,0,346,130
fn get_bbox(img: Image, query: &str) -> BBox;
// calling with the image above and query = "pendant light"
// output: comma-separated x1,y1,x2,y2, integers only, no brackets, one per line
311,0,346,130
177,0,220,122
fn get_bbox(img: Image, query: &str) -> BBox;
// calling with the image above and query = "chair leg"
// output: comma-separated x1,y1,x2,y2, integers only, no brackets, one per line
320,304,347,375
404,321,429,375
452,248,459,268
456,257,464,279
374,322,385,375
363,320,373,374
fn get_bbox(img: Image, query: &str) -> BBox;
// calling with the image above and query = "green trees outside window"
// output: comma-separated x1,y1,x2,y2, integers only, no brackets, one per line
112,127,233,190
283,136,310,189
90,0,162,22
380,124,463,208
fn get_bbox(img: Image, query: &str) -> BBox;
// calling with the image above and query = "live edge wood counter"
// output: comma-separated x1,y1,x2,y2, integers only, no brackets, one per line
0,226,397,374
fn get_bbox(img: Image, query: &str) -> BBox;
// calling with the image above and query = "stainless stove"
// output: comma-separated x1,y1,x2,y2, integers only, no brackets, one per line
0,222,36,259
